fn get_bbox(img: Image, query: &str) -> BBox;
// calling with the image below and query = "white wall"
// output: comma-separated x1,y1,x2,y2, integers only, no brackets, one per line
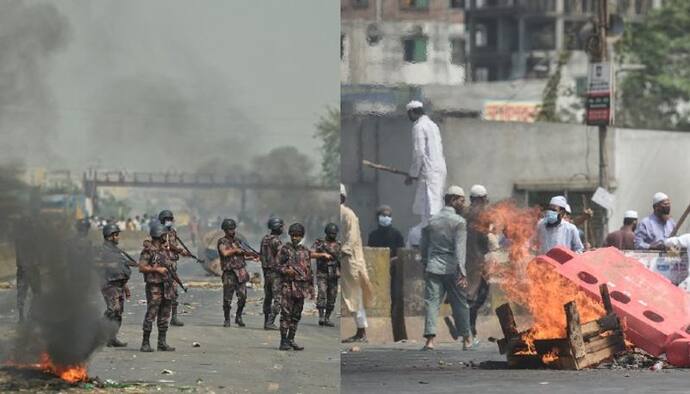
613,128,690,233
341,20,465,86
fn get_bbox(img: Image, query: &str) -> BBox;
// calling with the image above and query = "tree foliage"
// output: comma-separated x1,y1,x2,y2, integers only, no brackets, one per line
314,107,340,187
617,0,690,130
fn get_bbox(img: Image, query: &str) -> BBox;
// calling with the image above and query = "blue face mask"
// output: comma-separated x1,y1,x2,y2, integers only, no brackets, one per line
378,215,392,227
545,210,559,224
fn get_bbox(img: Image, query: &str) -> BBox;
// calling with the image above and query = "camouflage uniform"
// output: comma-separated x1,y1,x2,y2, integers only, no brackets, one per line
217,236,249,322
163,229,189,324
311,239,341,318
140,244,175,333
276,243,314,335
97,240,132,339
260,233,283,323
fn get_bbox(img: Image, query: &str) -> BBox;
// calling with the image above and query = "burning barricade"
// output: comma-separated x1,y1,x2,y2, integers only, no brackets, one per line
478,201,690,369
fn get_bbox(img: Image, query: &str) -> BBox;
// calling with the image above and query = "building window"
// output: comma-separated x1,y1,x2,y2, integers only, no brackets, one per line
401,0,429,10
352,0,369,8
474,67,489,82
450,38,465,65
403,36,428,63
475,24,488,48
526,56,550,79
564,0,596,15
450,0,465,8
526,20,556,50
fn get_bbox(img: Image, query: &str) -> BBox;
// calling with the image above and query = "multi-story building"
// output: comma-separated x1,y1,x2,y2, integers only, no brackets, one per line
465,0,662,82
341,0,466,86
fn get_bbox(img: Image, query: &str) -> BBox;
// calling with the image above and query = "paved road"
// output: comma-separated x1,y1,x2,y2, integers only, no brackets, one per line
0,261,340,393
341,342,690,394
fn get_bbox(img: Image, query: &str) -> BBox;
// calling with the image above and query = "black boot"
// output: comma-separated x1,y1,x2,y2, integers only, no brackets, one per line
157,330,175,351
264,314,278,330
223,306,231,327
170,304,184,327
140,331,153,352
324,308,335,327
235,305,246,327
318,309,325,326
288,327,304,351
279,327,291,351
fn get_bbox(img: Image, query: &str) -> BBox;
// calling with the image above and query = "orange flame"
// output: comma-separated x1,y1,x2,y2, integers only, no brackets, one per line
478,201,605,356
4,352,88,384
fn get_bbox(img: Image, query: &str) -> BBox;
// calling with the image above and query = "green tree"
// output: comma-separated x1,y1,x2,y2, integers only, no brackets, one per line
617,0,690,130
250,146,336,240
537,50,572,122
314,107,340,187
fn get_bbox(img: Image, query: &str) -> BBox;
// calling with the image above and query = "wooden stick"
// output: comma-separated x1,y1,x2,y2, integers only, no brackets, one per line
362,160,410,177
671,202,690,237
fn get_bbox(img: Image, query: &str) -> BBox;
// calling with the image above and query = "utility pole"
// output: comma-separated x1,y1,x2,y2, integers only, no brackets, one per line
584,0,611,242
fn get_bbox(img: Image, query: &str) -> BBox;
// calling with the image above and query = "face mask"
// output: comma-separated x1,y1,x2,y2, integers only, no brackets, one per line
164,220,173,228
378,215,392,227
545,210,559,224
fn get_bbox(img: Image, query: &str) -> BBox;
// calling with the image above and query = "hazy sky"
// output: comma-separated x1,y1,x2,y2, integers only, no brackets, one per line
3,0,338,172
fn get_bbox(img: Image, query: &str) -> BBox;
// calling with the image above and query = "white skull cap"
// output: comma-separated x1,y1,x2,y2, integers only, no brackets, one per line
549,195,568,209
340,183,347,197
653,192,669,205
624,210,638,219
470,184,487,198
406,100,423,111
446,185,465,197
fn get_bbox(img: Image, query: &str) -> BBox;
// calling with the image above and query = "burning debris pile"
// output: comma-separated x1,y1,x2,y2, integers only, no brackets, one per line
494,284,626,370
3,215,111,384
477,201,688,369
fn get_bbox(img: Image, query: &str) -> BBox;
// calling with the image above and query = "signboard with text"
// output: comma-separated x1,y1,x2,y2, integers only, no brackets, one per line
586,63,612,126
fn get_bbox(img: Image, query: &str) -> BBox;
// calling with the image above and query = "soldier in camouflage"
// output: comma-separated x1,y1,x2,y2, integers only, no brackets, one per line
259,216,284,330
158,210,191,327
97,223,136,347
138,223,176,352
312,223,341,328
276,223,332,351
217,218,258,327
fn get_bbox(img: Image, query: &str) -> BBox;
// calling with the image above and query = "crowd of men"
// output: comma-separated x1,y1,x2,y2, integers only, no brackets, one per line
342,99,690,351
14,209,343,353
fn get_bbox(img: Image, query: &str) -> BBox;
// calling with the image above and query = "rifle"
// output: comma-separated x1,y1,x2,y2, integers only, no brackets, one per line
114,245,142,268
159,240,188,292
174,234,205,264
238,237,260,259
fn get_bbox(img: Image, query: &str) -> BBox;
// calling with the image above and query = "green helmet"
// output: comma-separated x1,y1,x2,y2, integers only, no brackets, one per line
149,222,169,239
221,218,237,231
325,222,339,236
102,223,120,238
158,210,174,222
267,217,284,231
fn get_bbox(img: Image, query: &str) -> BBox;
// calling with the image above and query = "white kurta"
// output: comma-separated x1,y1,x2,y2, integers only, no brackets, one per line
340,204,374,314
409,115,447,224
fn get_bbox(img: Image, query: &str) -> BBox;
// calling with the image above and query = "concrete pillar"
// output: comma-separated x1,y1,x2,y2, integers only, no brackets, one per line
555,0,564,51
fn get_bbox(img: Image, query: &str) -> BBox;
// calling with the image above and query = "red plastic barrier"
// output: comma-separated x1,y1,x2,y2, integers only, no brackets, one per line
537,246,690,367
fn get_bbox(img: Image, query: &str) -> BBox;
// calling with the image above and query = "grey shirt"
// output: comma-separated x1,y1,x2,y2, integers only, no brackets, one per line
420,206,467,276
536,219,584,255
